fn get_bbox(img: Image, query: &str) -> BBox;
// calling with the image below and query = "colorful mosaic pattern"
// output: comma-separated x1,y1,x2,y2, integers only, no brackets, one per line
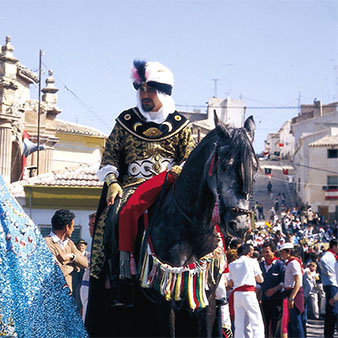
0,175,88,338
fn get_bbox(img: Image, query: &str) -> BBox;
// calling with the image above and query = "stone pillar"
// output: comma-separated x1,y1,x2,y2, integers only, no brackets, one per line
0,125,12,184
44,147,53,173
37,148,52,174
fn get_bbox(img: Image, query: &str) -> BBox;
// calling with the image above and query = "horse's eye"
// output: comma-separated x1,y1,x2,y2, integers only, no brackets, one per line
231,207,239,214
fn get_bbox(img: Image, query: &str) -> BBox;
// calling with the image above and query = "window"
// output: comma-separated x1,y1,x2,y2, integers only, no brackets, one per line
39,224,82,243
328,149,338,158
327,176,338,190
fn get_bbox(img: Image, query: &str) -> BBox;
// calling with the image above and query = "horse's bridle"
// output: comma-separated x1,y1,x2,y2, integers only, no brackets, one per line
212,141,253,218
225,206,253,216
171,140,253,226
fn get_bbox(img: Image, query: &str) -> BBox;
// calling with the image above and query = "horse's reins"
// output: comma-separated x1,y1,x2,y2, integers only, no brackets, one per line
213,141,253,217
171,183,196,225
170,140,253,242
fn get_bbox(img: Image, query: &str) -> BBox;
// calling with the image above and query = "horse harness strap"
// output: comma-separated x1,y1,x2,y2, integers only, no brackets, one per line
213,141,253,217
171,184,195,225
225,206,253,216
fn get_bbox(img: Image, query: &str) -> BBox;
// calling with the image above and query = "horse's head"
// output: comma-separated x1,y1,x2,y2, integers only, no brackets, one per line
206,113,258,238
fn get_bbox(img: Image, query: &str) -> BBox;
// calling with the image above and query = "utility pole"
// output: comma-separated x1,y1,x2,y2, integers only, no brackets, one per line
212,78,218,97
334,65,338,101
37,50,43,175
298,91,301,115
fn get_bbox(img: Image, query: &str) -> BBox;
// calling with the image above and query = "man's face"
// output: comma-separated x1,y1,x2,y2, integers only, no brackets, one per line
66,219,74,238
139,86,163,112
89,217,95,237
333,244,338,254
309,264,317,272
77,243,86,252
262,246,274,261
280,249,289,260
249,245,254,257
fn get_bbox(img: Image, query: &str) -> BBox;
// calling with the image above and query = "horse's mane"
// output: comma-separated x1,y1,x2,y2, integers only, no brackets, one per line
182,124,257,195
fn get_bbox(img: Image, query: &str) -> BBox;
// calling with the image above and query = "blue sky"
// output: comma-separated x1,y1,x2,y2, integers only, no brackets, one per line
1,0,337,151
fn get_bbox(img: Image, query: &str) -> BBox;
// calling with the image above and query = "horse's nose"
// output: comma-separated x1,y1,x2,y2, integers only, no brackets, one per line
227,221,249,238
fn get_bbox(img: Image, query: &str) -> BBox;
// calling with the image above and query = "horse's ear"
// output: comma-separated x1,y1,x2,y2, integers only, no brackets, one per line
244,115,255,143
214,109,220,127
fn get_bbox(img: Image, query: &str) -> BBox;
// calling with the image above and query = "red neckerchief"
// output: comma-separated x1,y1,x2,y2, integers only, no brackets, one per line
328,249,338,262
265,256,279,266
286,257,304,275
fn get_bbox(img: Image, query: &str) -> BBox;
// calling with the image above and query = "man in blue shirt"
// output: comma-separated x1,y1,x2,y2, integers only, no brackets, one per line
259,241,285,338
319,238,338,337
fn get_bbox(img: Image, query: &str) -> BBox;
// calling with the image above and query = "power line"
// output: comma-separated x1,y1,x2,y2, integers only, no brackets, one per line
255,173,328,188
292,162,338,174
261,161,337,175
41,62,108,128
176,103,338,110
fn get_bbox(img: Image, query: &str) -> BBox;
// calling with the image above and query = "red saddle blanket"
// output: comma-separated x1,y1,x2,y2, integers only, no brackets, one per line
118,170,176,253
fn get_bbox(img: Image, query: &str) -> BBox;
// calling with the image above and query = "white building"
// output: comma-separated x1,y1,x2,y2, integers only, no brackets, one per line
182,97,246,142
306,135,338,221
264,133,280,159
279,121,294,160
292,101,338,221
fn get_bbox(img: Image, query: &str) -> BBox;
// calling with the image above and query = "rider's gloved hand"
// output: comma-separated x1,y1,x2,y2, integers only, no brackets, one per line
105,173,123,206
119,251,131,279
169,165,182,176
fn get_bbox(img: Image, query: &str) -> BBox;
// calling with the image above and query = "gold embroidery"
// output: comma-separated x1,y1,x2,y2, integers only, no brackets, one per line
174,115,182,121
163,121,173,132
124,113,131,120
143,127,162,137
100,120,195,187
133,122,142,131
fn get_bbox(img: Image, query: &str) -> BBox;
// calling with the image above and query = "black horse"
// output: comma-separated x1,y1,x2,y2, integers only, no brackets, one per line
137,113,258,337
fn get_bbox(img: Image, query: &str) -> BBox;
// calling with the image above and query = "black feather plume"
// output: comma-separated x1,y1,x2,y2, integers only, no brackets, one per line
133,59,147,83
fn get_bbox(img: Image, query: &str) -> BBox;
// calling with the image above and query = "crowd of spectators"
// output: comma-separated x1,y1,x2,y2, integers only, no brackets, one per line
223,197,338,337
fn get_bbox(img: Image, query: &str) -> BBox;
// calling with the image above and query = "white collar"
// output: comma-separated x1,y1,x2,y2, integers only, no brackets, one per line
50,231,69,247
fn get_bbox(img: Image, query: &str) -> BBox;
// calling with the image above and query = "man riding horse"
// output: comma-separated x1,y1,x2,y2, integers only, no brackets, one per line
86,60,195,336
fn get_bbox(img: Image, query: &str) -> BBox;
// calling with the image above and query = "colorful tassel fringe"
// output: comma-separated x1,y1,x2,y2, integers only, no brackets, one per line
139,231,227,311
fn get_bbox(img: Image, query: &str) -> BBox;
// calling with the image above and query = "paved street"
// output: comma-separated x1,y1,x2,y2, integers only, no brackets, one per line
306,318,338,337
252,159,297,219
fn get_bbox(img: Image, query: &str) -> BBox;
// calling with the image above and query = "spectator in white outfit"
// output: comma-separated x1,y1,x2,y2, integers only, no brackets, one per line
228,244,265,338
303,262,319,319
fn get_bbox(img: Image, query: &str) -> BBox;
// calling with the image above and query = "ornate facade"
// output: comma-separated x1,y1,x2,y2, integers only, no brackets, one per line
0,36,61,184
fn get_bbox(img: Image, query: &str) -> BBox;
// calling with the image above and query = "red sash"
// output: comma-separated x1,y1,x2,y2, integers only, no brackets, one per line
229,285,255,321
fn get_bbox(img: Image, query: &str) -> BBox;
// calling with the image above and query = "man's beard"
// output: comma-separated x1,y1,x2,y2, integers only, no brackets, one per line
141,99,155,112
